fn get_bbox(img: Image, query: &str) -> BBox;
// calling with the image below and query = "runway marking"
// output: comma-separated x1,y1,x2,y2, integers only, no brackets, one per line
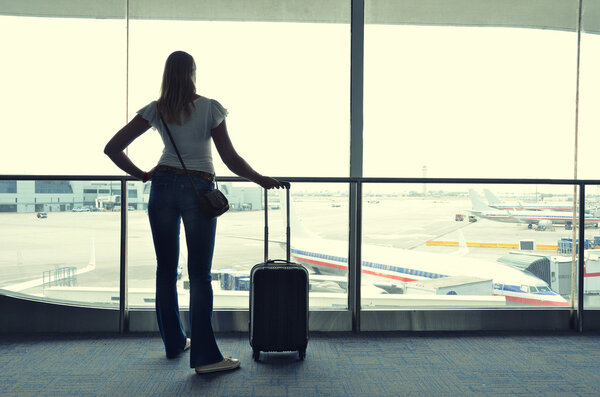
426,241,558,250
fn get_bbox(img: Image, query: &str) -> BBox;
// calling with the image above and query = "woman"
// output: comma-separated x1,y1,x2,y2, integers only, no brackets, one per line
104,51,285,374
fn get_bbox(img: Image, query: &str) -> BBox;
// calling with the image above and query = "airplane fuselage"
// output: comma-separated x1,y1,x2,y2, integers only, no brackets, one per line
490,204,573,212
289,237,569,307
477,210,600,227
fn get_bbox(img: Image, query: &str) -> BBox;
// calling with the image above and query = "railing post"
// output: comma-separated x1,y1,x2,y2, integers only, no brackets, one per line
348,181,362,333
577,184,585,332
119,179,129,333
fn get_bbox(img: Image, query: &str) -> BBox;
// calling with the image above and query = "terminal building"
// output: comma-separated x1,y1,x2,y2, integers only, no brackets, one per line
0,180,262,213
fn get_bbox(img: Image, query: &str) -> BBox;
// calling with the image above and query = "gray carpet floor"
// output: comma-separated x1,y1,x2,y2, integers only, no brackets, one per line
1,331,600,396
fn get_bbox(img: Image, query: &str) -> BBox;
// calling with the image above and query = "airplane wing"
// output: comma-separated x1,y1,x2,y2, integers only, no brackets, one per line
223,235,285,245
2,263,95,293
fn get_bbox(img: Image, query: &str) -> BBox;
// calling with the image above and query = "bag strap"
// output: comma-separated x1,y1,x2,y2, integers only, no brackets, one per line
157,110,214,201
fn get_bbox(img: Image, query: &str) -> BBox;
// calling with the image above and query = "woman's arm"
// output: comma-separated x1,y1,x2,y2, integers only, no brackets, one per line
211,120,285,189
104,115,153,181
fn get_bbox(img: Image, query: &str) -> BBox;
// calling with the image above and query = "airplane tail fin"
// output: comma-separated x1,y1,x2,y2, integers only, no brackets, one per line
469,189,493,212
88,238,96,269
279,188,317,240
484,189,502,206
452,229,469,256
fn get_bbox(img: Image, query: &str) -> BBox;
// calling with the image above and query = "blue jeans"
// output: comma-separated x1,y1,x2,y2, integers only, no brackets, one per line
148,171,224,368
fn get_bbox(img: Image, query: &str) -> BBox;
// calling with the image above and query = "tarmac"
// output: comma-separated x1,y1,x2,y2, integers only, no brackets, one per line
2,195,599,308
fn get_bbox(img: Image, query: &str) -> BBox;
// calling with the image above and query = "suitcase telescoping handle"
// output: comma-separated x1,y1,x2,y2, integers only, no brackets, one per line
264,182,291,263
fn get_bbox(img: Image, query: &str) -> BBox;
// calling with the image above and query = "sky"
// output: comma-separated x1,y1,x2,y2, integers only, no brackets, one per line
2,15,600,186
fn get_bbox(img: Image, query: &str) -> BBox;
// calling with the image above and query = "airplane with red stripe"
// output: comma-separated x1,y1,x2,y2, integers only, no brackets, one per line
282,194,569,307
484,189,573,212
470,189,600,230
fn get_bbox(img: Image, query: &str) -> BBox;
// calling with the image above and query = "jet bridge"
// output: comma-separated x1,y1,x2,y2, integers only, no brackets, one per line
498,252,573,297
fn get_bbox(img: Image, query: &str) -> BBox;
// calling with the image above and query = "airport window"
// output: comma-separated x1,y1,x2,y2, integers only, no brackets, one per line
127,1,350,178
4,1,600,330
0,14,126,175
127,181,349,309
584,183,600,308
364,1,579,179
361,183,576,309
0,179,121,307
0,181,16,194
578,4,600,179
35,181,73,194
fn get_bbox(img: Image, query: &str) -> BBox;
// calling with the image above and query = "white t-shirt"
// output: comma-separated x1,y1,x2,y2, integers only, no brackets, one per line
137,96,228,174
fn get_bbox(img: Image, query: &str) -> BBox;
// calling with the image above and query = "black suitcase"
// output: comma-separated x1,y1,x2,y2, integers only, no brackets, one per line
249,187,309,361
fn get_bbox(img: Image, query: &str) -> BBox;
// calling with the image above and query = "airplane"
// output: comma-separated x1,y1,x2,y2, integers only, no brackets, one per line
280,193,569,307
470,189,600,230
484,189,573,212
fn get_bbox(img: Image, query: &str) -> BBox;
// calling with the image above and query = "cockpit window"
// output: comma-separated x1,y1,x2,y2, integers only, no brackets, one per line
536,286,551,292
520,285,529,293
529,286,538,293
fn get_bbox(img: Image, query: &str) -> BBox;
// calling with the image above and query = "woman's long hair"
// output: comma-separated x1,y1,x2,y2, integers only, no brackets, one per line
157,51,196,125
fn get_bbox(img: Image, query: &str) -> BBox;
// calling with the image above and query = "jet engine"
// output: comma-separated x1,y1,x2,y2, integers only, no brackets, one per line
536,220,554,231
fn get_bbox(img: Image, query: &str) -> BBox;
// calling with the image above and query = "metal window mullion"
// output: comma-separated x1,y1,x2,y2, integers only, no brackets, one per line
119,0,131,334
119,179,129,333
350,0,364,179
574,0,584,332
349,0,364,333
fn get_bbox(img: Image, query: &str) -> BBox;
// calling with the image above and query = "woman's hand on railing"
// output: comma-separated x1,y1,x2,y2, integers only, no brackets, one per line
257,176,289,190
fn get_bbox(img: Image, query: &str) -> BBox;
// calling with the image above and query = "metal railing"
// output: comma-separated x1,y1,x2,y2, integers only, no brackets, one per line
2,174,599,333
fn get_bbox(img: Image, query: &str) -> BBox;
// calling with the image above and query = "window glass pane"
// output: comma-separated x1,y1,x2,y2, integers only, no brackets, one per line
0,180,120,307
583,183,600,308
579,0,600,179
0,181,17,194
0,14,126,175
287,183,349,308
361,183,577,309
128,1,350,177
128,181,348,310
364,2,579,178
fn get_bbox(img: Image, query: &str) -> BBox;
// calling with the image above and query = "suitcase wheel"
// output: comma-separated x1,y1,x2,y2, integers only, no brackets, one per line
253,349,260,361
299,349,306,360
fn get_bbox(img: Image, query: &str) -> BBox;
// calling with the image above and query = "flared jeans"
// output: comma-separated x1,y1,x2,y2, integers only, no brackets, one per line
147,171,224,368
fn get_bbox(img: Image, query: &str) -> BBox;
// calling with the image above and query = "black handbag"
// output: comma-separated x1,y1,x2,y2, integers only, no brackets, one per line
158,112,229,219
